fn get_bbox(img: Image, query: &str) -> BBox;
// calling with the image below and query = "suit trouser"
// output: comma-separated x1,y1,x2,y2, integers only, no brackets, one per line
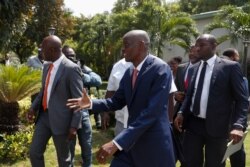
29,112,72,167
230,145,246,167
183,115,227,167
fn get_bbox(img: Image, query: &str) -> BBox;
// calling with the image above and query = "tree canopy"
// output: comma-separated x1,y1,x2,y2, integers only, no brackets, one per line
0,0,209,79
179,0,248,14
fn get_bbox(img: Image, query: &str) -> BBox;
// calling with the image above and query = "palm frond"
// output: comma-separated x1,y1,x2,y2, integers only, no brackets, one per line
0,65,41,103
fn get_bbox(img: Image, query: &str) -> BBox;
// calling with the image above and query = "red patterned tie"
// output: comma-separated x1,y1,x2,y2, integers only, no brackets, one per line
184,69,191,91
42,64,54,111
132,68,138,89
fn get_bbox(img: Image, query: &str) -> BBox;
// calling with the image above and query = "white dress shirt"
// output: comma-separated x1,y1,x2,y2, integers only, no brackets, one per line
190,55,216,118
46,55,64,105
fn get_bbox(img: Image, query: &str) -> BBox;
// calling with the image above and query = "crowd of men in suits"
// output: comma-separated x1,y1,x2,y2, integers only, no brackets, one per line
25,30,248,167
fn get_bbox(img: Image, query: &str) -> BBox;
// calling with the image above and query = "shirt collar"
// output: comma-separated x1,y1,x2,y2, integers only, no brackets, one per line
134,55,149,71
48,54,64,70
202,54,216,67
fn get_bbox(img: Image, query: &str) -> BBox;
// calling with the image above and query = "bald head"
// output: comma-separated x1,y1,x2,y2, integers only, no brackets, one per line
197,34,217,45
62,46,77,62
122,30,151,66
42,35,62,62
123,30,150,46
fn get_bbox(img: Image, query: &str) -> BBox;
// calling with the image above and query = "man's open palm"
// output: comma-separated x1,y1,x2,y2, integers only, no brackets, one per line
67,88,91,111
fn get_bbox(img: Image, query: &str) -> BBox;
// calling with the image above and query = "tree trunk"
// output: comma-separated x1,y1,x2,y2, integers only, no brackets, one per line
0,101,20,134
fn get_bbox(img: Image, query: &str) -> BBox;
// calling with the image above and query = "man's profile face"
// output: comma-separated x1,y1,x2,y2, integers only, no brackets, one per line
122,37,140,63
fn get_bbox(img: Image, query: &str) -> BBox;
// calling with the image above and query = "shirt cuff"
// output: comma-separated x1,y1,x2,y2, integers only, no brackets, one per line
89,100,93,109
233,123,244,130
112,140,123,151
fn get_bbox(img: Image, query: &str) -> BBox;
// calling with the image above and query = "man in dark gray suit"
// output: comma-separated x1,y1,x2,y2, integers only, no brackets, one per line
174,34,249,167
27,35,83,167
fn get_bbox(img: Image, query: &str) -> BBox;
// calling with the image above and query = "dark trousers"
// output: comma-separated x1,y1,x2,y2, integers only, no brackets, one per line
183,115,227,167
229,145,245,167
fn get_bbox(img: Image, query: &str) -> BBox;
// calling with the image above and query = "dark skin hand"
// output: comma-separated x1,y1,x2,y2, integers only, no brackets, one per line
174,91,185,102
96,141,118,164
174,114,244,144
68,128,77,141
230,129,244,144
101,112,110,130
101,90,115,130
27,109,77,140
174,113,184,132
26,109,36,123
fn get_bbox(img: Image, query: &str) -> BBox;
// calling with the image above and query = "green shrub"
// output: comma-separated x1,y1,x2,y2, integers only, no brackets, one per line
0,126,33,163
18,97,32,125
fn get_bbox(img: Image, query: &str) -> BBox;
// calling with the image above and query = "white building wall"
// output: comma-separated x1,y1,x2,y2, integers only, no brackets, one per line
162,12,249,63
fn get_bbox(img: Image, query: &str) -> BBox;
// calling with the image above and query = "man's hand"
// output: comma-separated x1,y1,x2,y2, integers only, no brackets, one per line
67,88,91,111
101,112,110,130
230,129,244,144
174,113,184,132
26,109,35,123
96,141,118,164
67,128,77,141
174,91,185,102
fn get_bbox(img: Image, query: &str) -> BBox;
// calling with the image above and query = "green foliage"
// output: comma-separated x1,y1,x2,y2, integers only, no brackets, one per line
0,0,77,63
73,1,197,79
0,65,41,103
0,0,34,54
205,3,250,43
18,97,32,124
179,0,249,14
0,126,33,163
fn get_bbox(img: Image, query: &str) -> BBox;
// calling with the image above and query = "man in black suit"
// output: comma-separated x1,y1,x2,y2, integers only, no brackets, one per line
174,34,249,167
172,45,200,166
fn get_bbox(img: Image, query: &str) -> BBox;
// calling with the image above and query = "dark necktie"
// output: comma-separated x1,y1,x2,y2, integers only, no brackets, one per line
132,68,138,89
192,62,207,115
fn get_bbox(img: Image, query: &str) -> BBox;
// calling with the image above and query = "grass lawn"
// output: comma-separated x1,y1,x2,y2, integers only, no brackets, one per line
0,115,249,167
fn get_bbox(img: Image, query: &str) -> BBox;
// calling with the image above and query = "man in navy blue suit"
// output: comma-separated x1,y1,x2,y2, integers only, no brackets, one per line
174,34,249,167
67,30,175,167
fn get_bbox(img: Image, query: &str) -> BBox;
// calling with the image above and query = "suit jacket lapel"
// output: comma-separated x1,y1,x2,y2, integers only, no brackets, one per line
188,61,201,96
209,57,221,90
133,55,154,90
181,63,189,89
128,55,154,107
51,57,66,94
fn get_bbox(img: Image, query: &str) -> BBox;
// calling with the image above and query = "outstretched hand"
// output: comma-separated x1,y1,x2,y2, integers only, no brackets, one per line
67,88,91,111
